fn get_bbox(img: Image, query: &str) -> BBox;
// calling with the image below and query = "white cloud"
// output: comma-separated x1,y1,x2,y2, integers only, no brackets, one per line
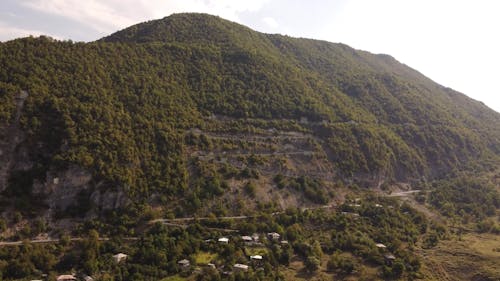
0,22,58,41
19,0,270,35
21,0,138,33
262,17,278,29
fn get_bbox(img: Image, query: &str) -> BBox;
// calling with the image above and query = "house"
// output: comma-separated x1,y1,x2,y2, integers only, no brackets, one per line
280,240,289,245
82,276,94,281
218,237,229,243
207,263,216,269
178,259,190,269
241,235,253,242
375,243,387,249
341,212,360,218
250,255,263,265
233,263,249,272
112,253,128,263
384,254,396,265
251,233,260,242
267,232,280,241
56,275,76,281
250,255,263,261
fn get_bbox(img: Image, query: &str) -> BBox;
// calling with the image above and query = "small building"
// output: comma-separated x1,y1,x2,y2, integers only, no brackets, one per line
267,232,280,241
112,253,128,263
233,263,249,272
83,276,94,281
341,212,360,218
250,255,263,261
218,237,229,243
375,204,383,208
280,240,289,245
56,275,76,281
241,235,253,242
375,243,387,249
251,233,260,242
384,254,396,265
178,259,191,268
207,263,216,269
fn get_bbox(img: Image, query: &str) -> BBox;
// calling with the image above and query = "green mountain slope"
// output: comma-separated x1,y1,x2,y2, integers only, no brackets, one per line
0,12,499,281
0,13,498,207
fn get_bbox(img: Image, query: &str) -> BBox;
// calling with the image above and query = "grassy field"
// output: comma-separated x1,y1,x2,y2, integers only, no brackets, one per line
419,233,500,281
244,246,268,256
278,253,384,281
160,275,187,281
195,251,217,265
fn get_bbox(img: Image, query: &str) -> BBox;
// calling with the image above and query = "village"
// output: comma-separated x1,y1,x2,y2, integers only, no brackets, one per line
40,199,402,281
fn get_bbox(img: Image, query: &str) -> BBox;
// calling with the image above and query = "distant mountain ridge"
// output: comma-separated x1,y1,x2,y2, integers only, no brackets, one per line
0,13,498,213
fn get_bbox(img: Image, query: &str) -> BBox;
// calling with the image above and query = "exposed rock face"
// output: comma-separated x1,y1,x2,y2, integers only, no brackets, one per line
31,166,130,216
32,166,93,211
0,92,129,218
0,90,130,217
90,189,130,211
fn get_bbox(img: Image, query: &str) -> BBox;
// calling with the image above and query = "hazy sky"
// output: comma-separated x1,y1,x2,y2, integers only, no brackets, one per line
1,0,499,112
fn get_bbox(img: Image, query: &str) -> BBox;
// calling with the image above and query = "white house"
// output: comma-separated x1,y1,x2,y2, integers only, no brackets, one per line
178,259,190,267
267,232,280,240
56,275,76,281
250,255,263,260
112,253,128,263
251,233,260,241
233,264,249,272
241,236,253,242
218,237,229,243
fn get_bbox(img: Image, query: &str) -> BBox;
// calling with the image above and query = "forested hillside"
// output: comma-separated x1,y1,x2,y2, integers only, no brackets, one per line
0,13,499,281
1,13,498,203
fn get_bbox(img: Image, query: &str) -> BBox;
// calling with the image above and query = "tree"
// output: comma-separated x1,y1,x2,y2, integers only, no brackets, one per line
312,240,323,259
304,256,320,273
0,219,6,232
391,260,405,278
82,229,100,274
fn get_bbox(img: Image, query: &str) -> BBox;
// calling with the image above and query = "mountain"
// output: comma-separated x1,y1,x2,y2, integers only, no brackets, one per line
0,12,499,281
0,13,499,210
0,13,498,211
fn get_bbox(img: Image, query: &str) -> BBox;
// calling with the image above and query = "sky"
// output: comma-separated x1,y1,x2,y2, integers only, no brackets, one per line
1,0,499,112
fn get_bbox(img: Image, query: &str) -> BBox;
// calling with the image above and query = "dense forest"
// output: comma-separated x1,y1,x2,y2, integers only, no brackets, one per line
1,14,498,198
0,13,499,280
